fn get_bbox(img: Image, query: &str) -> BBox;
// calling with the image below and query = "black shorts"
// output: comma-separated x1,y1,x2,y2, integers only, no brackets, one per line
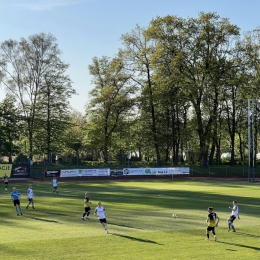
99,218,107,223
13,200,20,206
84,207,91,212
28,198,33,202
207,226,215,232
229,215,236,223
53,186,57,189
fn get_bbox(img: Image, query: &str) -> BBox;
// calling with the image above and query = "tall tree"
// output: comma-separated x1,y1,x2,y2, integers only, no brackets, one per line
0,95,21,162
87,54,136,164
147,12,240,167
121,26,162,165
0,33,74,160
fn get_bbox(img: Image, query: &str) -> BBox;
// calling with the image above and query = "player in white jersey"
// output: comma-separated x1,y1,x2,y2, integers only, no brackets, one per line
26,184,35,210
94,202,108,234
228,200,240,232
52,177,58,194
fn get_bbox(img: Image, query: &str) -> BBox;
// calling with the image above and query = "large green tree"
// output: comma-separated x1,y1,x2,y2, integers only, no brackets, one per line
0,33,74,160
87,55,137,164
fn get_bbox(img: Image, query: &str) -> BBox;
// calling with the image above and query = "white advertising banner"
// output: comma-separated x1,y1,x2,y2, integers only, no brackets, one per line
123,168,144,175
60,169,79,177
169,167,190,175
80,169,110,176
123,167,190,176
60,169,110,177
97,169,110,176
143,168,169,175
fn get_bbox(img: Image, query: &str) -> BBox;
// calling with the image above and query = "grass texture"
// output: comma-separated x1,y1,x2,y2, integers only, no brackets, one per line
1,179,260,260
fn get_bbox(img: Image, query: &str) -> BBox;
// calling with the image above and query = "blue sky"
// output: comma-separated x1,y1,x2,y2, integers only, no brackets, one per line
0,0,260,113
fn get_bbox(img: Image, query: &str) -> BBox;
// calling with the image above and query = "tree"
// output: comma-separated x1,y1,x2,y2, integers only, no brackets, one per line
0,95,21,162
87,54,136,164
63,111,87,165
121,25,163,165
146,12,240,167
0,33,74,160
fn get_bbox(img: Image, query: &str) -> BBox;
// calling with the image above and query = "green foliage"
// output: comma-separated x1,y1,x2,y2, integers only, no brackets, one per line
2,13,260,167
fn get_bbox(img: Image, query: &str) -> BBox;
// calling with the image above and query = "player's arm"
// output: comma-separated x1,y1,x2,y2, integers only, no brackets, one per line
229,206,236,212
11,194,13,201
237,213,240,219
206,216,210,223
94,209,97,216
215,215,220,227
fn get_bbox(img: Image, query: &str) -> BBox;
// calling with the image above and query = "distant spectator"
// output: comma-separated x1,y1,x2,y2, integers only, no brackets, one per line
52,155,56,163
3,173,8,190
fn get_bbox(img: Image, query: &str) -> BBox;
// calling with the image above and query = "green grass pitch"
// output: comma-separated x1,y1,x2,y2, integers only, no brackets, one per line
1,179,260,260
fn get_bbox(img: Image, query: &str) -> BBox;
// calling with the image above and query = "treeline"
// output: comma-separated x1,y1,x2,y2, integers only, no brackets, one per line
1,12,260,167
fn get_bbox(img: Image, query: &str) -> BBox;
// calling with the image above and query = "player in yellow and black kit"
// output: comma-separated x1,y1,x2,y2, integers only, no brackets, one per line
82,192,91,220
206,207,219,241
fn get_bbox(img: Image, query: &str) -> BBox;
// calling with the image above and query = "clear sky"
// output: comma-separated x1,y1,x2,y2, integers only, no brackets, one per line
0,0,260,113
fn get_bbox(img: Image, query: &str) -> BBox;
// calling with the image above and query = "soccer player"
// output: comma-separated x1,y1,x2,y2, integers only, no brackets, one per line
11,187,23,216
205,207,219,241
228,200,240,232
82,191,91,220
3,173,8,190
52,177,58,194
94,201,108,234
26,184,35,210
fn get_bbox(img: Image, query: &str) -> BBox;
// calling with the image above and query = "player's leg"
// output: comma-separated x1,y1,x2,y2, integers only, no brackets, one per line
86,207,91,219
26,198,30,209
31,198,35,209
229,216,236,232
14,201,20,215
212,227,217,241
18,201,23,215
230,219,236,232
205,227,210,240
102,219,108,233
82,208,87,220
227,216,232,231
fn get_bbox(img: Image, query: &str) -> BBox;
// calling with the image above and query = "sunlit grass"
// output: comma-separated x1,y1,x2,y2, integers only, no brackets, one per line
1,179,260,259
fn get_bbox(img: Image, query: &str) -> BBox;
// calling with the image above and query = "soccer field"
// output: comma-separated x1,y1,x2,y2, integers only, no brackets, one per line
1,179,260,260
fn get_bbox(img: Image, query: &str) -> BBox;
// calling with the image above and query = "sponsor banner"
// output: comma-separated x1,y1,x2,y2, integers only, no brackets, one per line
169,167,190,175
97,169,110,176
144,168,169,175
60,169,79,177
110,169,124,176
123,168,144,175
0,164,12,177
12,164,30,177
79,169,110,177
45,170,60,178
123,167,190,176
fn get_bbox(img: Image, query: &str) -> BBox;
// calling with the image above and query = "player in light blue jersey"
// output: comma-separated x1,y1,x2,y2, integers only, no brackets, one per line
11,187,23,216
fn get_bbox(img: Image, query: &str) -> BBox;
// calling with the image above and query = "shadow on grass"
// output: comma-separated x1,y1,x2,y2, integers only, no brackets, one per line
42,211,67,216
218,241,260,251
111,233,163,245
24,216,59,223
109,222,143,230
235,232,260,239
